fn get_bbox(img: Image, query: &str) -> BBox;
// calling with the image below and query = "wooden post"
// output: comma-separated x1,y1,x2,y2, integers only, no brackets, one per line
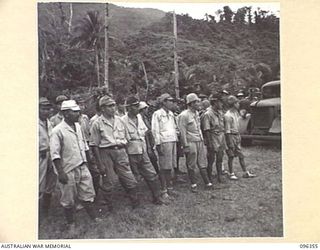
173,11,180,99
104,2,109,91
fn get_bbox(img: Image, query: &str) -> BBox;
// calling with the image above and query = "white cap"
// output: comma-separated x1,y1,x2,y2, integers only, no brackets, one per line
138,101,149,110
61,100,81,111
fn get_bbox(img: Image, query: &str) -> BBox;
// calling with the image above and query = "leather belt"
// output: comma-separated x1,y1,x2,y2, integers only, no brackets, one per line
104,145,125,150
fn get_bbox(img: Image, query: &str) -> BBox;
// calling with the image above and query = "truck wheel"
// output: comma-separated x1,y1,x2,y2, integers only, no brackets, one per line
241,138,252,146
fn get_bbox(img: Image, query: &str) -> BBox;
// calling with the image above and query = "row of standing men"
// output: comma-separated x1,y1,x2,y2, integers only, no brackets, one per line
39,91,256,233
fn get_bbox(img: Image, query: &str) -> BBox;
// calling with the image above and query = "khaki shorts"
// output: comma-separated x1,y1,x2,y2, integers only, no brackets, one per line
226,134,244,158
59,164,95,208
158,142,177,170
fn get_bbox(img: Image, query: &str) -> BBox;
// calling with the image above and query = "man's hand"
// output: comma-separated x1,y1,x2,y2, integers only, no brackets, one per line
183,146,190,154
156,145,163,156
58,171,68,184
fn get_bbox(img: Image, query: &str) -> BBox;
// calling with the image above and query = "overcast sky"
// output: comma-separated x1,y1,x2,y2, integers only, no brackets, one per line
114,2,280,20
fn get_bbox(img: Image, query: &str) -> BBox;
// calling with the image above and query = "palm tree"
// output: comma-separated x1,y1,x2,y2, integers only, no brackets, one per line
72,11,104,87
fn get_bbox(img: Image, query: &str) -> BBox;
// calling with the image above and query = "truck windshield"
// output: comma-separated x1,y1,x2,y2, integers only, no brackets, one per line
262,84,280,99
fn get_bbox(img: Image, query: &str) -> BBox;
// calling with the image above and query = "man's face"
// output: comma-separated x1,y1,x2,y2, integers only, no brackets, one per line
234,101,240,110
140,107,148,116
39,105,51,121
102,103,116,116
64,110,80,123
163,99,174,111
191,100,201,111
128,104,140,116
217,100,224,110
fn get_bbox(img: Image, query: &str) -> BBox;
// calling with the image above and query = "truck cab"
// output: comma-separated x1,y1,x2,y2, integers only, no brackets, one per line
239,80,281,144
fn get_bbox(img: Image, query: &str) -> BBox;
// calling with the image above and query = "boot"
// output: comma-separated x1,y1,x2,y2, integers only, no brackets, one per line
127,188,140,209
64,207,75,225
64,207,77,237
100,191,113,212
200,168,212,186
82,201,102,222
146,180,164,205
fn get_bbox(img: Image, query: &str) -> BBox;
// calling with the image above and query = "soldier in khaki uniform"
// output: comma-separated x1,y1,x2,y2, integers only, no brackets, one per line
90,96,139,210
39,97,57,219
151,93,178,200
201,93,226,183
178,93,213,193
50,95,68,127
224,95,256,180
122,96,165,205
50,100,101,235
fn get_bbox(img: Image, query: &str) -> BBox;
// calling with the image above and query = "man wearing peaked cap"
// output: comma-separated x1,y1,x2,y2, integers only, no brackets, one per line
178,93,213,193
50,99,101,234
90,95,140,210
50,95,69,127
224,95,256,180
201,92,227,183
158,93,175,104
39,97,57,220
151,93,178,201
139,101,160,175
122,96,166,205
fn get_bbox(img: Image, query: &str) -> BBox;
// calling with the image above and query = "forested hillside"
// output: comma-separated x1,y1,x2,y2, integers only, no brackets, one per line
38,3,279,103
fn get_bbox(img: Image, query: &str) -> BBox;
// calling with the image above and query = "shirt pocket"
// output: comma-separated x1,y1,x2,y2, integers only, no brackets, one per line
115,124,125,139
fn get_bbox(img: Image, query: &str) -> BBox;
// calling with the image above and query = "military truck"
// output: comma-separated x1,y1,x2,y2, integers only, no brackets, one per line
239,80,281,145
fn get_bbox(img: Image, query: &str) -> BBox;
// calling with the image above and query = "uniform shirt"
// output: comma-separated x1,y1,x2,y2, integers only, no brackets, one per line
224,109,241,134
121,114,148,155
151,108,178,145
89,114,100,128
50,121,89,173
201,107,225,133
79,114,90,142
178,109,203,147
50,112,64,127
89,115,128,148
39,119,53,152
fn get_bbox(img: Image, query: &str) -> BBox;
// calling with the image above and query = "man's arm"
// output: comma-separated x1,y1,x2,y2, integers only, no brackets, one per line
178,113,189,153
151,112,163,155
50,131,68,184
89,122,104,175
201,113,213,148
91,146,105,175
224,115,234,148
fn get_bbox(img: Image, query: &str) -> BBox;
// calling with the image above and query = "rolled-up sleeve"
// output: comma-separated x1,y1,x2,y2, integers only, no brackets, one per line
151,113,161,145
89,121,101,147
50,130,61,161
201,113,211,131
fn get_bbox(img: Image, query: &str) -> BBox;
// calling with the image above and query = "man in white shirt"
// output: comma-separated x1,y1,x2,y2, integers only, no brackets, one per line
151,93,178,200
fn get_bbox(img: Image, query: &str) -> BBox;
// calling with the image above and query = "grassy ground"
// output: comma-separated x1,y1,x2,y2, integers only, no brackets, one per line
39,142,282,239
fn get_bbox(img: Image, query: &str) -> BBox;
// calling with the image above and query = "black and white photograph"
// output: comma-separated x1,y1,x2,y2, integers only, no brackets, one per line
37,2,281,239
